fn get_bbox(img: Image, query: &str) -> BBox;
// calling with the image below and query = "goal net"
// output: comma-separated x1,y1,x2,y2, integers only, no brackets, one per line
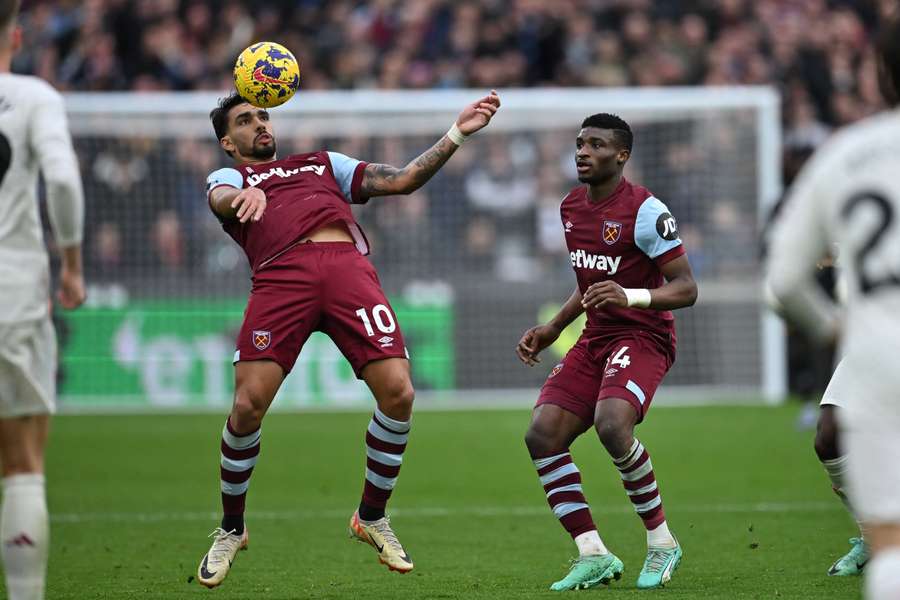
58,87,782,411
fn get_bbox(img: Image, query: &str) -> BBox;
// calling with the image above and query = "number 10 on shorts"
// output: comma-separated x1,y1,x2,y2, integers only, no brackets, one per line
355,305,397,337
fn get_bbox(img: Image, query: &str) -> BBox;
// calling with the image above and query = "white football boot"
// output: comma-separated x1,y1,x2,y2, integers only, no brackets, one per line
349,510,414,573
197,527,249,588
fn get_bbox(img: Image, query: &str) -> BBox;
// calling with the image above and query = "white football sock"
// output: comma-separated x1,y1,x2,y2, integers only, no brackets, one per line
822,455,867,537
865,548,900,600
2,474,48,600
647,520,677,548
574,530,608,556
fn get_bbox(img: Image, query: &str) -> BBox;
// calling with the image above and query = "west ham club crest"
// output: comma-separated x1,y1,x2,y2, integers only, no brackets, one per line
603,220,622,245
252,330,271,350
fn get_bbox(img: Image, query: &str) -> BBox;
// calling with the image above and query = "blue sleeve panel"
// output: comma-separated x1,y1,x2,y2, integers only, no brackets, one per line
634,196,683,259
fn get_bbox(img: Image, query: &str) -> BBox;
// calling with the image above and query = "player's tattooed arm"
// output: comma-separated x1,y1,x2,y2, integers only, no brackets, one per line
360,136,459,197
209,186,267,223
361,90,501,198
516,287,584,366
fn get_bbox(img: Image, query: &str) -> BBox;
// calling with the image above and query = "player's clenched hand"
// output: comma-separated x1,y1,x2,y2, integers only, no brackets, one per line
456,90,501,135
57,267,86,310
232,187,267,223
516,324,561,367
581,281,628,309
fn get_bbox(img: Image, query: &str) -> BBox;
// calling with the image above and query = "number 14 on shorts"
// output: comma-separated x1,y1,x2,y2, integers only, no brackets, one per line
607,346,631,369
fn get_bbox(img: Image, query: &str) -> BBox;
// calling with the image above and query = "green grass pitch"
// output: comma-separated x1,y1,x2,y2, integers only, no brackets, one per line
21,404,862,599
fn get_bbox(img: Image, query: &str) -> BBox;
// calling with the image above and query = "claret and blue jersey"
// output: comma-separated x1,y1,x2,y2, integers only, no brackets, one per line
561,177,685,340
205,150,370,271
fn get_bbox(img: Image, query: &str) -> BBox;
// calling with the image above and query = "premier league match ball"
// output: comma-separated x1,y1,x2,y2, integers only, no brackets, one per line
233,42,300,108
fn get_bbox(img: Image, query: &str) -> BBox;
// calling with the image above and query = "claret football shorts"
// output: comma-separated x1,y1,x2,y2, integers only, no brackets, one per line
536,329,674,424
234,241,408,377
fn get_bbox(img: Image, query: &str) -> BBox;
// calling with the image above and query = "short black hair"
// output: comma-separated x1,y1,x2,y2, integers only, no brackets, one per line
0,0,20,31
876,18,900,106
581,113,633,152
210,93,248,142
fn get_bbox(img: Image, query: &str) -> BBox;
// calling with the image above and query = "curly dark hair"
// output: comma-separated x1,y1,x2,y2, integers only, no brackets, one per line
581,113,633,152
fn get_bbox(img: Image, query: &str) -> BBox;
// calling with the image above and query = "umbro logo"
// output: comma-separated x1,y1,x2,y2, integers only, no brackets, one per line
564,221,574,233
378,336,394,348
4,534,35,547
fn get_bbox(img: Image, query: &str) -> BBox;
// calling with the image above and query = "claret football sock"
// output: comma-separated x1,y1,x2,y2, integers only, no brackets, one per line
532,451,599,543
221,514,245,536
220,417,261,536
360,407,411,519
613,439,672,538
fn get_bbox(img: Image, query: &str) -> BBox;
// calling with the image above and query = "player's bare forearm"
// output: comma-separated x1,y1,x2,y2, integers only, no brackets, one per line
209,186,267,223
548,287,585,330
361,90,501,198
651,255,698,310
517,287,582,366
648,276,698,310
582,255,697,310
60,244,83,275
361,136,459,197
209,186,242,219
58,244,86,309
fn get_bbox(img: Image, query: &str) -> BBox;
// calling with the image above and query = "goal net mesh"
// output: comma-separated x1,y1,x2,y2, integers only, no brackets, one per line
56,88,781,410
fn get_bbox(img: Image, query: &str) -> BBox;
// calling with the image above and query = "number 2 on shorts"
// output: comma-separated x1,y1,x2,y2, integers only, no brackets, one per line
355,305,397,336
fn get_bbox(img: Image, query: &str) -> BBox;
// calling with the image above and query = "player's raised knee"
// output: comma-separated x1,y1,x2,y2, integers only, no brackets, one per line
231,385,269,432
524,422,562,457
378,377,415,419
594,409,634,454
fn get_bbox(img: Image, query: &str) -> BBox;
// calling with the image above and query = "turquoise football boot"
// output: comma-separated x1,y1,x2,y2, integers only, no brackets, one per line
549,553,624,591
828,537,869,576
636,543,682,589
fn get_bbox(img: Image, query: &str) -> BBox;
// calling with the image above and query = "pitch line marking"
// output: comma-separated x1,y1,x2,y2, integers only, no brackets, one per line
50,501,841,524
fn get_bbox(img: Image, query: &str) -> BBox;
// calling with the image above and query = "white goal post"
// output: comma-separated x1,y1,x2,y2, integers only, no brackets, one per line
59,87,783,411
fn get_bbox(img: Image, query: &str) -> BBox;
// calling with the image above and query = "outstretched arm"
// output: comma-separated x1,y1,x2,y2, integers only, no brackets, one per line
515,287,584,366
360,90,501,198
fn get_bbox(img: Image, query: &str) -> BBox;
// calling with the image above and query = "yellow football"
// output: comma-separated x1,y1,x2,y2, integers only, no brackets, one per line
233,42,300,108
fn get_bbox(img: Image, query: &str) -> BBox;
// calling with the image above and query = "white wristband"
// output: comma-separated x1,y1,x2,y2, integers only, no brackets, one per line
446,123,468,146
623,288,652,308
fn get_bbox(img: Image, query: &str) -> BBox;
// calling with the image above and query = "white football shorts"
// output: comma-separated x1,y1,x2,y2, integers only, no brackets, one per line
838,352,900,522
0,317,57,418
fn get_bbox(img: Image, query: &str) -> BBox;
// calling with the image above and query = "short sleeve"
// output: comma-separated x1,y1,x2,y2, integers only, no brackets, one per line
326,151,368,204
634,196,683,263
206,168,244,197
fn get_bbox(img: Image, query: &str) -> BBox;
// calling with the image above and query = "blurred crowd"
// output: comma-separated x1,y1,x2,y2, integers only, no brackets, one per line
17,0,893,123
71,118,755,289
16,0,897,287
